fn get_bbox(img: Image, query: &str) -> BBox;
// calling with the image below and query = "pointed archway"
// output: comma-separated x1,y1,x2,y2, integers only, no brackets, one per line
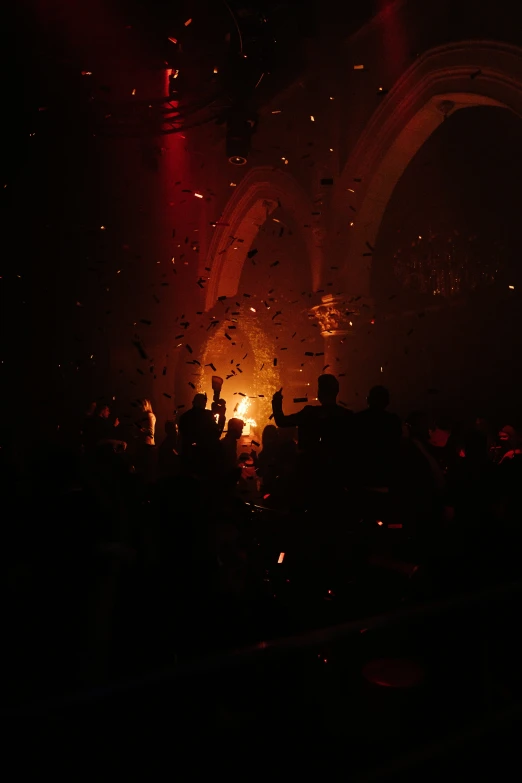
334,40,522,295
203,166,324,310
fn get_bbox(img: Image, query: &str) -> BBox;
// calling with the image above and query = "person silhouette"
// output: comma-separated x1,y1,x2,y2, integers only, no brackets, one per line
271,374,353,455
178,393,225,476
353,385,402,488
271,374,354,503
219,418,245,477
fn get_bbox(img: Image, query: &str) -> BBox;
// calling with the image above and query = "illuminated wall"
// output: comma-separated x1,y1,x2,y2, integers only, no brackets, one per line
8,0,522,442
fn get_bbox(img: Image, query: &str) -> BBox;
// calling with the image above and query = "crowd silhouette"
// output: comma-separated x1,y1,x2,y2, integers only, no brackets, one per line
2,373,522,704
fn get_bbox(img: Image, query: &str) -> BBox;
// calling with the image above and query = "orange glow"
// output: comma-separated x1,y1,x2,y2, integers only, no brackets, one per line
277,552,285,563
184,18,192,26
377,520,384,526
235,396,257,434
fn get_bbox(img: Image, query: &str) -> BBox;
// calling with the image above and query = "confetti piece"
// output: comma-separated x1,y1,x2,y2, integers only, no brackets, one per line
132,340,148,360
247,248,258,259
270,260,280,267
509,285,515,290
252,440,260,447
294,397,308,403
163,393,172,398
162,366,167,376
273,358,277,366
320,178,334,186
304,351,314,356
188,382,195,389
184,18,192,26
277,552,285,563
140,319,151,325
186,344,193,353
353,64,365,70
470,69,481,79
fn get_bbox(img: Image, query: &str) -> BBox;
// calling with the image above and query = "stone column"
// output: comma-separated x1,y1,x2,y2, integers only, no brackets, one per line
310,293,371,406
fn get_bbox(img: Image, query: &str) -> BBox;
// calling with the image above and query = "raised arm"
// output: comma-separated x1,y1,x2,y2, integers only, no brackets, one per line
271,388,303,428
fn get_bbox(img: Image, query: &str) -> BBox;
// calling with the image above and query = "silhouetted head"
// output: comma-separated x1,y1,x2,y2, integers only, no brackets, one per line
428,416,452,448
227,418,244,439
192,393,207,409
262,424,278,449
98,405,110,419
317,374,339,405
499,425,519,448
367,385,390,410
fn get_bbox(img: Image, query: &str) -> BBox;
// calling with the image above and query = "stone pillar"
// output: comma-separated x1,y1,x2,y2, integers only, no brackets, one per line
310,293,372,407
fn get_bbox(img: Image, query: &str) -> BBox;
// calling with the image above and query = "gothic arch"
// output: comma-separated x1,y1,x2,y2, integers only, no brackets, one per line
204,166,323,311
334,40,522,293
